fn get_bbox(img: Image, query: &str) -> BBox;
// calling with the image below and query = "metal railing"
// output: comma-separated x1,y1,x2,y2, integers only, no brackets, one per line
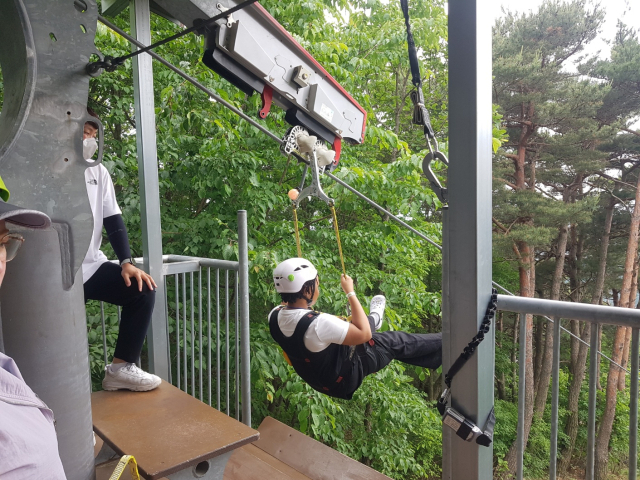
497,295,640,480
93,215,251,427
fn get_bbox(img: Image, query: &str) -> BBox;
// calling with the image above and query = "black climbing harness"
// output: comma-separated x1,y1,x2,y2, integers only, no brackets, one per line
400,0,449,204
437,289,498,446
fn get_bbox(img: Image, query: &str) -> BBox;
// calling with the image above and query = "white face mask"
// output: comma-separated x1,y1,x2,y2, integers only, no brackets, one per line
83,137,98,160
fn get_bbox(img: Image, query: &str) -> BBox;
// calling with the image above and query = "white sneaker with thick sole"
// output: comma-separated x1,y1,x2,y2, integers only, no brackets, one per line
102,363,161,392
369,295,386,330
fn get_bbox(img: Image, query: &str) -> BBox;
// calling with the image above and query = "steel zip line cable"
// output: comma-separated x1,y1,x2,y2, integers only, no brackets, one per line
97,16,627,372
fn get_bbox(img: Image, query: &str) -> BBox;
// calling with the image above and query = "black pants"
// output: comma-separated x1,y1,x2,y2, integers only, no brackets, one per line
83,262,156,363
357,316,442,378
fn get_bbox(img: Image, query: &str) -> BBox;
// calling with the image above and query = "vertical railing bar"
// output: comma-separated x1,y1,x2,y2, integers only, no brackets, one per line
117,306,121,324
101,302,108,368
208,267,212,407
175,273,180,391
586,323,599,480
199,266,203,402
164,275,172,385
216,268,220,411
629,327,639,480
549,316,562,480
235,270,240,420
238,210,251,426
190,271,195,398
182,272,187,393
225,269,230,416
517,313,526,480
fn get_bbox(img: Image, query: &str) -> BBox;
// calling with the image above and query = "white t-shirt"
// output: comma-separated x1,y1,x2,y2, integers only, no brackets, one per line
269,307,350,353
82,164,122,283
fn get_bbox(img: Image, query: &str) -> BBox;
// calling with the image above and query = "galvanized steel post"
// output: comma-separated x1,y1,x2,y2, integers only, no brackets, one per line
443,0,494,477
237,210,251,426
630,328,639,480
130,0,169,379
517,313,527,480
586,323,599,480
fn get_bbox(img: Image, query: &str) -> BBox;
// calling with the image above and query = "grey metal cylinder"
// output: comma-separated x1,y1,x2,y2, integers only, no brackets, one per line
0,228,94,480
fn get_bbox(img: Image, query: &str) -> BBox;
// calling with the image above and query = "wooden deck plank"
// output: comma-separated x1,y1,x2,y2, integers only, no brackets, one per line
92,381,259,480
224,444,312,480
253,417,392,480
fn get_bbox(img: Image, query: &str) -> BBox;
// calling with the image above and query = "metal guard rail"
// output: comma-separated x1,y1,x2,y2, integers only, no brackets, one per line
497,294,639,480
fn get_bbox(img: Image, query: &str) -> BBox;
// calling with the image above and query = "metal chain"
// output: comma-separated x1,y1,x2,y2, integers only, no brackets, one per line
444,288,498,388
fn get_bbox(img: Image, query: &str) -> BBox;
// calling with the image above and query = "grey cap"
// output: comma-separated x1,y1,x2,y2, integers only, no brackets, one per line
0,201,51,229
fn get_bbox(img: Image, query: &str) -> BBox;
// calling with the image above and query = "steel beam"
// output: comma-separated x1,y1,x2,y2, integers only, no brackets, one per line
497,295,640,327
130,0,169,379
443,0,493,477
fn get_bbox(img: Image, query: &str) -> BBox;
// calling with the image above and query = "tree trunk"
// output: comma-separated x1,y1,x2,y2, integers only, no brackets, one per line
617,256,639,390
534,224,569,418
559,196,615,473
504,246,535,476
595,173,640,480
533,316,545,388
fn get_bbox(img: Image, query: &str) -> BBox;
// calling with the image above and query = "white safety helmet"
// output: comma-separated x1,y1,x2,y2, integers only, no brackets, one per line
273,258,318,293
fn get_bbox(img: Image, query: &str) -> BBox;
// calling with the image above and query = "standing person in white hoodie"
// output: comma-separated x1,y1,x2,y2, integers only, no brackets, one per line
81,109,161,391
0,175,67,479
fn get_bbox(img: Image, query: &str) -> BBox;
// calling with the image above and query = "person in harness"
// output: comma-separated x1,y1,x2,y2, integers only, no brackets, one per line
269,258,442,400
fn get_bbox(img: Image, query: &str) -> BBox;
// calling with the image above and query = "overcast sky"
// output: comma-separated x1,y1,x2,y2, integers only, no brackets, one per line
489,0,639,61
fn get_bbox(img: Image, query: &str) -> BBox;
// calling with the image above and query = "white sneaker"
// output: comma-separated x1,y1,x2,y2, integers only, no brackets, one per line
369,295,386,330
102,363,161,392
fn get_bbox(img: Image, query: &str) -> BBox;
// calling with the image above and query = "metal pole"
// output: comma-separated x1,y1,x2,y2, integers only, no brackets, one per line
226,269,230,416
630,328,639,480
444,0,493,477
182,272,187,392
238,211,251,426
517,313,526,480
216,268,221,410
441,206,452,470
208,267,212,407
235,270,240,420
497,294,640,329
130,0,168,379
190,271,195,397
586,323,599,480
175,274,180,390
550,317,562,479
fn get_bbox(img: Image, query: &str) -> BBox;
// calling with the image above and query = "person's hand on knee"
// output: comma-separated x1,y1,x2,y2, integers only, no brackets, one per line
121,263,157,291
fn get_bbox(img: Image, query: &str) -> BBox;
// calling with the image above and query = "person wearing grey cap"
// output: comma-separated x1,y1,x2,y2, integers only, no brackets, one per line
0,176,66,479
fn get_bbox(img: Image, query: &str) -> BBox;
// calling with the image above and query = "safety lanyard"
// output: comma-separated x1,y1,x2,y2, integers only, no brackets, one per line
437,289,498,446
400,0,449,204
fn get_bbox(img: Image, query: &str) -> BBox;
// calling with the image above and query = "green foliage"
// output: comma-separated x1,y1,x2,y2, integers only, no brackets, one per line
82,1,449,478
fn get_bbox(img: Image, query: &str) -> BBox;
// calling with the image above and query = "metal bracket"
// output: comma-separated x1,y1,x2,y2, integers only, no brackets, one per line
281,127,333,207
422,149,449,204
216,3,236,28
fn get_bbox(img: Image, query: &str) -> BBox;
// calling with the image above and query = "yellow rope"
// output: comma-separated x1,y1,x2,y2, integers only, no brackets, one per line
108,455,140,480
330,204,346,276
293,205,302,258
